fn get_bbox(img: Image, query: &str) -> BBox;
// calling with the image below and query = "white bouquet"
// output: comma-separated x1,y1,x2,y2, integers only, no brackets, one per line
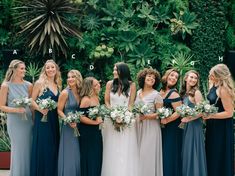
156,107,173,128
176,105,197,129
132,102,153,116
12,97,32,120
195,101,218,116
36,97,57,122
62,111,83,137
88,106,100,120
110,106,135,132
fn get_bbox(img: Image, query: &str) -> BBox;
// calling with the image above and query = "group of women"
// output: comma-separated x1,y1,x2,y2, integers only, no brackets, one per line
0,59,234,176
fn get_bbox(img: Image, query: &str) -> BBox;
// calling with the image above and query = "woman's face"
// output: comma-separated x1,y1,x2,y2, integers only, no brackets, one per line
93,79,101,95
167,71,179,87
185,72,198,87
144,74,156,87
45,62,57,78
15,63,26,79
209,71,217,84
113,65,118,79
67,72,77,88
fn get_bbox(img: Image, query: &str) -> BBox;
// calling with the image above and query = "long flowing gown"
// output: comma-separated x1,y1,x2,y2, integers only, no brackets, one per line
182,96,207,176
135,89,163,176
101,91,139,176
58,88,81,176
161,89,182,176
6,81,33,176
30,88,60,176
206,86,234,176
79,106,103,176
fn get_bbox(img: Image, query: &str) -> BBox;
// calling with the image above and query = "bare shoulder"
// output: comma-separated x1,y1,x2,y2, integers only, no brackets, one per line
34,80,43,88
220,87,230,98
195,89,203,97
106,80,113,87
169,91,180,99
80,96,91,108
60,89,69,97
0,82,9,89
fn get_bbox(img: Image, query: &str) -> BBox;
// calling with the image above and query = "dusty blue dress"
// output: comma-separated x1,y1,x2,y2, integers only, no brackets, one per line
31,88,60,176
161,89,182,176
182,96,207,176
58,88,81,176
6,81,33,176
79,106,102,176
206,86,234,176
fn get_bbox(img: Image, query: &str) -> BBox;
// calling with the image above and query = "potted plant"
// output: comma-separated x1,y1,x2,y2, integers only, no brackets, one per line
0,111,11,169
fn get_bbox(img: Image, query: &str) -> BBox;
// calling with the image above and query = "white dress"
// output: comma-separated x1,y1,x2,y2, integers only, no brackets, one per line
101,91,139,176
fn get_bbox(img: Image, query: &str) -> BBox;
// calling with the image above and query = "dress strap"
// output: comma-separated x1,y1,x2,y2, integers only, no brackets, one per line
165,89,177,99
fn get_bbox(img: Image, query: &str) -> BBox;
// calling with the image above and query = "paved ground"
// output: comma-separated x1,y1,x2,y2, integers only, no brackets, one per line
0,170,9,176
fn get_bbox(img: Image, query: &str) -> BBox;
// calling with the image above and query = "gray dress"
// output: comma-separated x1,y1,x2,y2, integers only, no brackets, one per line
182,96,207,176
135,89,163,176
58,88,81,176
6,81,33,176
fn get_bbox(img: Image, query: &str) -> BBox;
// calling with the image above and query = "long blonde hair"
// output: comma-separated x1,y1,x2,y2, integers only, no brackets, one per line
38,60,62,95
67,70,83,93
4,59,24,82
210,64,235,104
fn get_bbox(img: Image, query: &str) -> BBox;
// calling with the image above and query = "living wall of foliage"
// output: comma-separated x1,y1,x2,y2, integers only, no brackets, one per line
189,0,228,93
0,0,234,89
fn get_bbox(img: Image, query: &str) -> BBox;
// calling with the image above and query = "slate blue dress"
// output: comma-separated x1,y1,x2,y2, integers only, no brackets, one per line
6,81,33,176
79,106,103,176
31,88,60,176
206,86,234,176
161,89,182,176
182,96,207,176
58,88,81,176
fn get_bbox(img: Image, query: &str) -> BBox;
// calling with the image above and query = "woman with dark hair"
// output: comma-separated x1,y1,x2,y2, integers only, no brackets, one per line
135,68,163,176
101,62,138,176
204,64,234,176
180,70,207,176
79,77,103,176
160,68,182,176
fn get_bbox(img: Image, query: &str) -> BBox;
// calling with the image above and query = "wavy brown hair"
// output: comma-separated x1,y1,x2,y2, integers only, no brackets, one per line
3,59,24,82
67,70,83,93
80,77,95,98
180,70,200,97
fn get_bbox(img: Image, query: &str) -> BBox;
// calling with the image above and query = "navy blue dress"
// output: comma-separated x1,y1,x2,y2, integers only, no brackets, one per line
58,88,81,176
206,86,234,176
182,96,207,176
31,88,60,176
79,107,103,176
161,89,182,176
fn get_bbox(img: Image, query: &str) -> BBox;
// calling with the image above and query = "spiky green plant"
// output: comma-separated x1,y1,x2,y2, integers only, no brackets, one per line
169,52,196,90
14,0,81,57
26,62,41,84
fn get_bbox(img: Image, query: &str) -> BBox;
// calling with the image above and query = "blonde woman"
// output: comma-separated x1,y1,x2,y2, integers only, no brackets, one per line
204,64,234,176
30,60,62,176
79,77,103,176
0,59,33,176
58,70,83,176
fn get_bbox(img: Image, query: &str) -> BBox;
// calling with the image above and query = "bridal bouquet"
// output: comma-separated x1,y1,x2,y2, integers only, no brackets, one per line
12,97,32,120
195,101,218,116
176,105,197,129
132,102,153,116
156,107,173,128
110,106,135,132
62,111,83,137
36,97,57,122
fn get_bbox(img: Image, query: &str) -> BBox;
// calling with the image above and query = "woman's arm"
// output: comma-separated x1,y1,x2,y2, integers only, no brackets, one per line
104,81,112,108
205,87,234,119
128,82,136,110
57,89,68,119
0,83,25,113
80,96,102,125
